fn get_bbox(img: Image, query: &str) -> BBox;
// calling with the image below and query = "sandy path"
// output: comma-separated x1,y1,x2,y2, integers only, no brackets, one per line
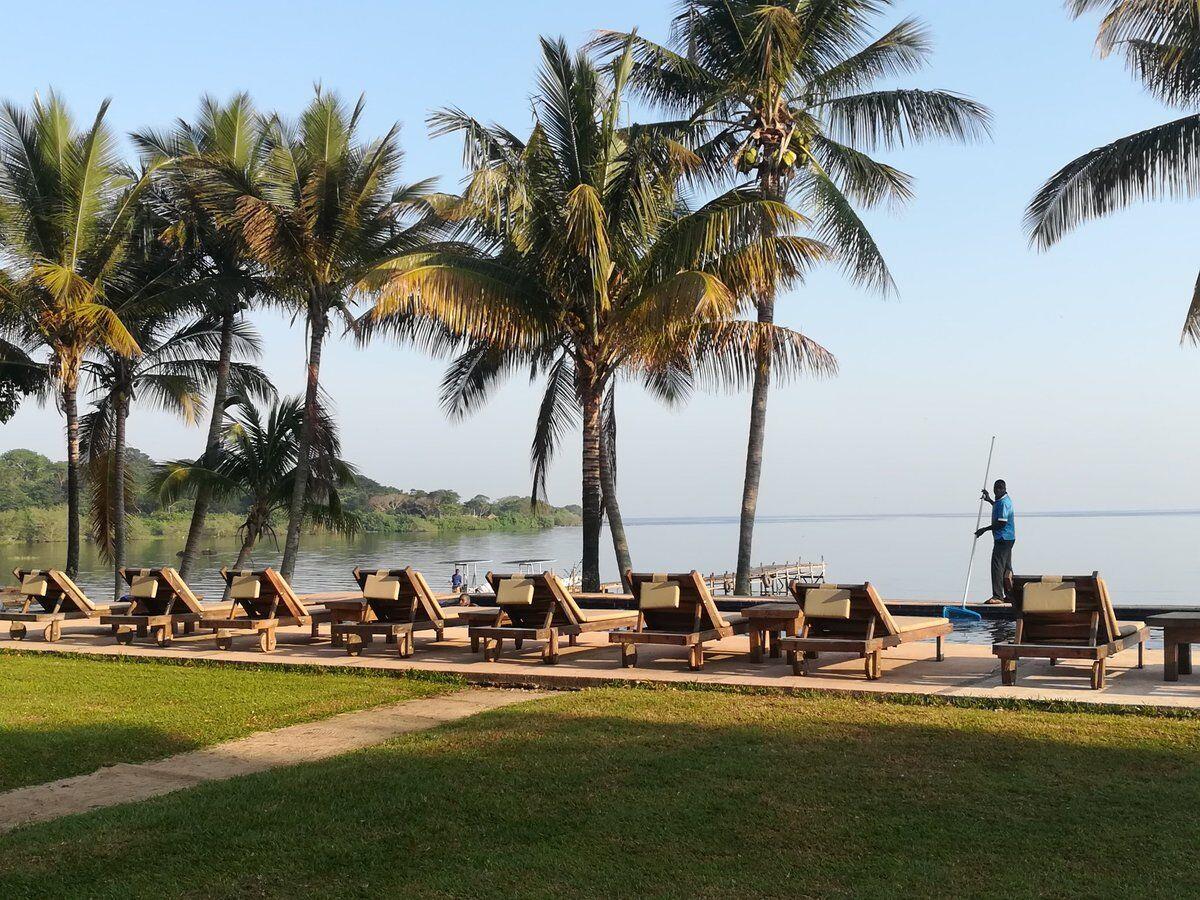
0,688,546,833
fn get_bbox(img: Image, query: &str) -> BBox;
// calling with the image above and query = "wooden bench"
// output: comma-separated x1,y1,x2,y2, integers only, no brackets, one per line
200,567,310,652
609,571,749,671
3,568,108,642
331,566,460,657
101,566,205,647
993,573,1146,689
777,581,951,680
470,572,638,664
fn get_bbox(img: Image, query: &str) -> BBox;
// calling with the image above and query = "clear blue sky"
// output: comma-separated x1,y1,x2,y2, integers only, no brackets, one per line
2,1,1197,517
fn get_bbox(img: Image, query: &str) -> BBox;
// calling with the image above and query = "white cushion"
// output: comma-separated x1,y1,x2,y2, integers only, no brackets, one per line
21,573,48,597
229,573,261,601
129,574,159,600
804,586,852,619
497,577,535,606
640,581,680,610
363,571,401,601
1024,581,1076,614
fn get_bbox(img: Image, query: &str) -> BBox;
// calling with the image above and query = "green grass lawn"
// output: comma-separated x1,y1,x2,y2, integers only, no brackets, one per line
1,686,1198,898
0,651,453,792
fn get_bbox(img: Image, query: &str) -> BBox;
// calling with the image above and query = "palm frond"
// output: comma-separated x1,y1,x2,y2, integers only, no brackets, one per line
1026,114,1200,248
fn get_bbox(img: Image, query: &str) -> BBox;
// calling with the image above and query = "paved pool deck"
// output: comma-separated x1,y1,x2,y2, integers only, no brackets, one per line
3,617,1197,712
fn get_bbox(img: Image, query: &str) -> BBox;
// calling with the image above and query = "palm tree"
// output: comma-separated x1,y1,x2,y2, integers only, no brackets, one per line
189,88,436,578
82,309,272,600
595,1,991,592
154,396,359,583
132,93,272,579
1028,1,1200,337
0,93,157,575
364,37,834,591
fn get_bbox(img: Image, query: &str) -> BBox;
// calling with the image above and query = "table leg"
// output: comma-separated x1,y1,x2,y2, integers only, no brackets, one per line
1165,640,1179,683
749,627,763,663
1180,642,1193,675
769,629,782,659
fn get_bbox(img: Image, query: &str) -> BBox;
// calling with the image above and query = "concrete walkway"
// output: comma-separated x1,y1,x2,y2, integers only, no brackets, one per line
5,618,1197,711
0,688,544,833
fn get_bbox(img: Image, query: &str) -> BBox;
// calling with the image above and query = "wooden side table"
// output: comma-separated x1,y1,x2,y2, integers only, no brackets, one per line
743,602,804,663
1146,612,1200,682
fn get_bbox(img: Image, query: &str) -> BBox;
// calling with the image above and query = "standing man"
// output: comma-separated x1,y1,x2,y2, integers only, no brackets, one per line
976,479,1016,604
450,567,464,593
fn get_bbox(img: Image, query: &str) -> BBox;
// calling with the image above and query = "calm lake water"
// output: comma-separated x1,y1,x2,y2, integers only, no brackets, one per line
3,510,1197,612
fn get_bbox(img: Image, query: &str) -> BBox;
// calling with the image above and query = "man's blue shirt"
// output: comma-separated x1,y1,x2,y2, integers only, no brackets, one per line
993,494,1015,541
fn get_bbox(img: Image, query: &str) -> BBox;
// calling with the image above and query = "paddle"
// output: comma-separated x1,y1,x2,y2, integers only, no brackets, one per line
943,436,996,621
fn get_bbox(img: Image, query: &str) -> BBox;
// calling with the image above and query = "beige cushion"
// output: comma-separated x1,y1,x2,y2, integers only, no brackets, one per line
1023,580,1076,614
363,571,401,602
576,607,637,623
21,573,49,597
129,574,159,600
804,586,852,619
229,573,261,601
892,615,950,634
640,581,680,610
496,577,535,606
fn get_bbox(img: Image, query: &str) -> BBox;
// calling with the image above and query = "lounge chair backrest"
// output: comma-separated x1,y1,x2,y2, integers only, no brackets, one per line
12,568,98,615
485,571,580,628
219,567,309,622
1013,573,1119,645
626,571,729,633
790,581,899,638
351,567,444,625
118,567,205,617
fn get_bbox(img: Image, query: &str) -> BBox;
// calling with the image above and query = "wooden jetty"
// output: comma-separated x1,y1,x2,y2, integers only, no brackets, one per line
704,560,826,597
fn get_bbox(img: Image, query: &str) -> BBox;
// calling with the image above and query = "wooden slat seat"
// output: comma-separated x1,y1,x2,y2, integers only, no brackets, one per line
331,566,455,658
201,567,309,653
100,566,205,647
992,572,1147,689
777,582,952,680
470,572,639,664
609,571,751,671
3,569,107,642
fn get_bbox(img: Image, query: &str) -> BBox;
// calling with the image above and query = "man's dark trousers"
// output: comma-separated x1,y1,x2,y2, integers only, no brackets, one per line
991,539,1015,601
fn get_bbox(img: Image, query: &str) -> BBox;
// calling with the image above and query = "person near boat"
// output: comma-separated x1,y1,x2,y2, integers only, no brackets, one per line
975,479,1015,604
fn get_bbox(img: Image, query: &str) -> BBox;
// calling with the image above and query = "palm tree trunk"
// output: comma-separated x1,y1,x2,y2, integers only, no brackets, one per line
735,169,783,595
112,390,127,602
280,309,326,579
180,310,236,579
580,380,604,593
63,383,81,577
600,406,632,590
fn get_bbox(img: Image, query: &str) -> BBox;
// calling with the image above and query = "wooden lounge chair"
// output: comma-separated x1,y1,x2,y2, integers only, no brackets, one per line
333,566,460,657
777,582,952,680
101,567,206,647
200,567,310,652
609,571,749,671
3,568,108,642
471,571,639,664
992,573,1147,689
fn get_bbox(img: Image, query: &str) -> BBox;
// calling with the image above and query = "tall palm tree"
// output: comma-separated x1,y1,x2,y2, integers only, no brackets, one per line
1029,1,1200,338
190,88,436,578
364,37,834,591
154,396,359,583
82,310,272,600
132,93,272,579
0,93,156,575
596,1,991,592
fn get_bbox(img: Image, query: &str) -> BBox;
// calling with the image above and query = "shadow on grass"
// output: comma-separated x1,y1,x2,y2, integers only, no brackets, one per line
0,723,202,794
0,689,1198,898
